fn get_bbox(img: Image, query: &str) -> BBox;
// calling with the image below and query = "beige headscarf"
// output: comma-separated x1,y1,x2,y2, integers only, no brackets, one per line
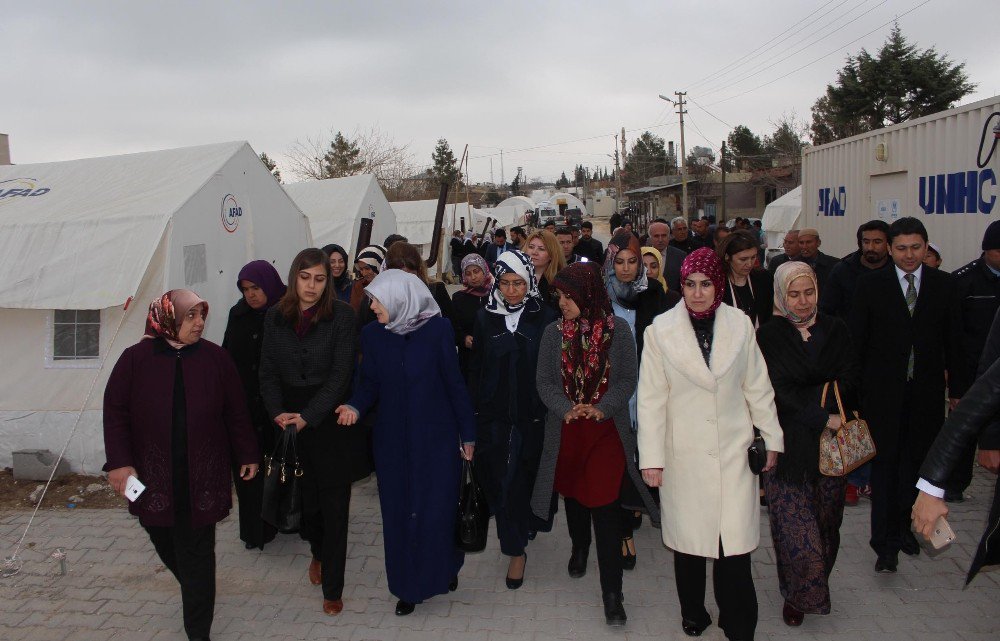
772,261,818,338
641,246,668,291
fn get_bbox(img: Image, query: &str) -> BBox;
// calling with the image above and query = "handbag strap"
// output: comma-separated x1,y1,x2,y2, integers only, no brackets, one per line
820,381,848,423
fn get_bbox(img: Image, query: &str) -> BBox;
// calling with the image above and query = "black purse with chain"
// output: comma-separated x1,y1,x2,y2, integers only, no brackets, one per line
260,427,303,533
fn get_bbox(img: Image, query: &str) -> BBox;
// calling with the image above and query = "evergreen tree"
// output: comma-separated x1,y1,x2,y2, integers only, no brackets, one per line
810,25,975,144
556,171,570,188
573,165,587,187
726,125,767,171
259,152,282,182
510,174,521,196
323,131,364,178
431,138,460,185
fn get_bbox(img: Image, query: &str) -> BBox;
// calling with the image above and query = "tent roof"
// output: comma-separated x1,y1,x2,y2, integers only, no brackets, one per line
761,186,802,233
0,141,249,309
391,200,479,245
283,174,382,246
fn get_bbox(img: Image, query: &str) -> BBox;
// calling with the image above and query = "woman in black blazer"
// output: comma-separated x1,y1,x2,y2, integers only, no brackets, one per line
259,248,366,617
720,229,773,328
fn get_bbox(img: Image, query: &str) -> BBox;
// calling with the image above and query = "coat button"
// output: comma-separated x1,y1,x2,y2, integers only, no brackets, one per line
411,512,417,518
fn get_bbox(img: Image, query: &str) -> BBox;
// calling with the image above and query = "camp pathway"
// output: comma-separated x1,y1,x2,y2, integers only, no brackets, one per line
1,468,998,641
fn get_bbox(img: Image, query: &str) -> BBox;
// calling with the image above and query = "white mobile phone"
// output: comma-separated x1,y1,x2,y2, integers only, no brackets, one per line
124,475,146,502
929,516,956,550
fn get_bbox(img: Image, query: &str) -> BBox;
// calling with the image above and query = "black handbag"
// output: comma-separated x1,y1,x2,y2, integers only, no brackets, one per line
455,458,489,553
260,427,303,533
747,428,767,475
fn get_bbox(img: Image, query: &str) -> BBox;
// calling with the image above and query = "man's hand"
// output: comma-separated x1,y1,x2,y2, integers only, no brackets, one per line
978,449,1000,474
912,490,949,540
107,466,138,497
641,468,663,487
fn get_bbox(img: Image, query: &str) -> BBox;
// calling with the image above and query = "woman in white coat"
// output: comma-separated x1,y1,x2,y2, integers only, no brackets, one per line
637,248,783,641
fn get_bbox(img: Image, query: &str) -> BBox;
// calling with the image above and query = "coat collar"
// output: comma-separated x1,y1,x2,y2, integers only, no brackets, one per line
655,303,748,391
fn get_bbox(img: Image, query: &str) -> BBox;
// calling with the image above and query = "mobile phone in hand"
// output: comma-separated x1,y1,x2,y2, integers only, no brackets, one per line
928,516,956,550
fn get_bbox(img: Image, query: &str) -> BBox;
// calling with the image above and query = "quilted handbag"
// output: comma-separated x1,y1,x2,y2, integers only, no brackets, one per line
819,381,876,477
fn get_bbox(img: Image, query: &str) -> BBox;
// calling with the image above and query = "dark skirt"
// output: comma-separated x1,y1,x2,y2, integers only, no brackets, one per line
763,471,847,614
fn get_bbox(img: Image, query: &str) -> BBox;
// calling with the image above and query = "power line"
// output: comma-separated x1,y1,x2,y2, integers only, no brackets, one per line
688,0,859,92
698,0,888,98
687,95,734,130
704,0,934,107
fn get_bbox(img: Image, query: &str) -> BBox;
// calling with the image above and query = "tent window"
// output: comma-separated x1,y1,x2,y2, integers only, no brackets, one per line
53,310,100,360
184,244,207,286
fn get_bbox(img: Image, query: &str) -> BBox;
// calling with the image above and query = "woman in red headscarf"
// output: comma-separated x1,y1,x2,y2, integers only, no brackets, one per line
104,289,260,641
637,249,783,641
532,262,659,628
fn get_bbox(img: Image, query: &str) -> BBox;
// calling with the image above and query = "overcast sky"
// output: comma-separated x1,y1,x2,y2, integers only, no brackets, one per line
3,0,998,184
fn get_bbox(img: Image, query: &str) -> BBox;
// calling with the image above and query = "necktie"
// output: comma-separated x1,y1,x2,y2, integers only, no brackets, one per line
905,273,916,379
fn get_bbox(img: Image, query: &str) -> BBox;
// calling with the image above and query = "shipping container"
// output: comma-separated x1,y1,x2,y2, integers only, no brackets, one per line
802,96,1000,270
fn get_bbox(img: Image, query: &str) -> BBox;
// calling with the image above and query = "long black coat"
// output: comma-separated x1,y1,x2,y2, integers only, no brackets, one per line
848,266,961,455
451,289,489,379
722,268,774,329
222,300,272,441
757,314,860,482
630,280,681,361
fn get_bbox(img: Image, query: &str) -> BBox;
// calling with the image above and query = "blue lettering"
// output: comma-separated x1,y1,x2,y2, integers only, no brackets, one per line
981,169,996,215
919,176,934,215
935,174,947,214
818,188,828,215
919,169,996,214
29,188,49,197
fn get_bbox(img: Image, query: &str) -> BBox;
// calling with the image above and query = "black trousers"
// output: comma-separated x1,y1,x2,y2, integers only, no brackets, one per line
674,542,757,641
231,461,276,550
299,483,352,600
870,384,923,556
144,513,216,640
564,497,622,595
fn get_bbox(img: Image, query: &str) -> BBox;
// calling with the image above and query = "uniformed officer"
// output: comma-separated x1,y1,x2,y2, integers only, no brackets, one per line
948,220,1000,500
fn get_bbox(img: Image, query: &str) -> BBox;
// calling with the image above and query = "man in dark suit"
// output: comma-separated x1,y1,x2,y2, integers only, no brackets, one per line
849,217,961,573
647,221,687,293
484,228,514,271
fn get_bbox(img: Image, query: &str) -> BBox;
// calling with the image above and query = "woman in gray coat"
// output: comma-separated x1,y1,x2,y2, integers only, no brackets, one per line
532,262,660,628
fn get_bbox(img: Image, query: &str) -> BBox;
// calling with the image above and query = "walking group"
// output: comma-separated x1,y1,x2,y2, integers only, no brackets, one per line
102,214,1000,641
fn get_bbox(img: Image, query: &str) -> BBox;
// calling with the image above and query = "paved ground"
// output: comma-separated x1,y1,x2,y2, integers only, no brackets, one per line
0,467,997,641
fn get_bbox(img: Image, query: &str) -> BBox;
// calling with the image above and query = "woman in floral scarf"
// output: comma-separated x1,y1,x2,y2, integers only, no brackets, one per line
531,262,659,628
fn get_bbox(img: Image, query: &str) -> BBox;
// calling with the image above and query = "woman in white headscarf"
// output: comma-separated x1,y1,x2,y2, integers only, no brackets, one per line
335,270,475,617
468,250,559,590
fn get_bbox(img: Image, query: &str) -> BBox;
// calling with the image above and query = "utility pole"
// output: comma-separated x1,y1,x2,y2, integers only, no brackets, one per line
659,92,688,218
613,135,623,206
500,149,505,188
720,140,727,222
490,157,495,187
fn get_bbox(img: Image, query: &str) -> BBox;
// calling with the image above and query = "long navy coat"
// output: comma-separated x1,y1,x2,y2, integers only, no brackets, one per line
347,316,476,604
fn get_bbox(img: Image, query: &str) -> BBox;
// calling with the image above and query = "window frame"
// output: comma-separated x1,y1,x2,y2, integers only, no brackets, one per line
45,309,102,369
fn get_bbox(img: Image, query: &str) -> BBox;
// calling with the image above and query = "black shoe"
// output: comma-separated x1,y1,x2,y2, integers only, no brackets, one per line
681,615,712,636
568,546,588,578
448,576,458,592
244,541,255,550
875,552,898,573
901,533,921,557
506,552,526,589
395,600,415,616
602,591,626,627
621,536,637,571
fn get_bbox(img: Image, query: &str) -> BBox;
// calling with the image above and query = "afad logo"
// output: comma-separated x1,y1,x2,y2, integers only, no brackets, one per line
817,186,847,216
0,177,51,207
220,193,243,233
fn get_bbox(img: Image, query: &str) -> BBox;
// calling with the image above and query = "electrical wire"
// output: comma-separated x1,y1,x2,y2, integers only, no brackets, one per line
687,95,735,130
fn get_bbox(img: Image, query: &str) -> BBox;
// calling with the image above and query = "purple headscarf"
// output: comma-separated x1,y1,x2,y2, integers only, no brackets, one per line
236,260,286,309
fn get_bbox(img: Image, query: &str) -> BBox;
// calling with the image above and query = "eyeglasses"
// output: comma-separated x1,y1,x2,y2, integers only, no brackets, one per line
498,279,527,289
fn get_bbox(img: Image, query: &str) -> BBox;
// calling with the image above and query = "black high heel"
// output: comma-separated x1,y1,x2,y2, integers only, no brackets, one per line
505,552,527,589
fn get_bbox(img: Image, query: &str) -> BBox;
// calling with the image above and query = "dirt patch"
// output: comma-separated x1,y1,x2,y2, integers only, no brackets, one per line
0,469,126,512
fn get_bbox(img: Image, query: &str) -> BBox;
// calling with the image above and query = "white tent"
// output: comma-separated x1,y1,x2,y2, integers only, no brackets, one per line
494,196,535,225
0,141,311,472
761,186,802,252
389,200,482,273
283,175,396,260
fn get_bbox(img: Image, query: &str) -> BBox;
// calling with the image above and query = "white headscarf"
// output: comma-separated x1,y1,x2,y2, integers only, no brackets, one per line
485,249,541,316
365,270,441,335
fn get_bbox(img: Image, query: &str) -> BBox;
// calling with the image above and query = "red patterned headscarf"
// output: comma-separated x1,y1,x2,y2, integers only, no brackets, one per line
552,262,615,405
680,248,726,320
144,289,208,348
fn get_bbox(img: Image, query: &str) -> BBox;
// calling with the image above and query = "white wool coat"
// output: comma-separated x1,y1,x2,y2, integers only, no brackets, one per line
637,303,783,558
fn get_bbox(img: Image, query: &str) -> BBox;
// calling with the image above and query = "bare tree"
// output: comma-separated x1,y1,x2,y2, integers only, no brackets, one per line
285,126,417,198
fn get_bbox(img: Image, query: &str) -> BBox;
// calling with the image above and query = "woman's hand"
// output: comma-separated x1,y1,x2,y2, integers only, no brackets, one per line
826,414,843,432
461,443,475,460
274,413,297,430
580,405,605,421
335,405,358,426
911,490,949,540
641,468,663,487
464,335,474,349
761,450,779,473
286,415,307,432
239,464,259,480
107,466,138,496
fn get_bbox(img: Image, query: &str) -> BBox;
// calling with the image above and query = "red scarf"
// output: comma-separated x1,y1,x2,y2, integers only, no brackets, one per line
552,262,615,405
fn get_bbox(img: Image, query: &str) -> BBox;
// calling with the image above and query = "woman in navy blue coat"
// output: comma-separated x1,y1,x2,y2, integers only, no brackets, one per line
336,270,475,616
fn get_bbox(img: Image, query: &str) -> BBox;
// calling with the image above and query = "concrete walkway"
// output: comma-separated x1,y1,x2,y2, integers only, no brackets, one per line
1,468,997,641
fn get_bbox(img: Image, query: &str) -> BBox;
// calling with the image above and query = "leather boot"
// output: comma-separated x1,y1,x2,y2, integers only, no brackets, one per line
602,591,626,626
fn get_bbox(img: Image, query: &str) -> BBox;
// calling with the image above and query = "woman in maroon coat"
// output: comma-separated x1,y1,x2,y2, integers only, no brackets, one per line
104,289,259,641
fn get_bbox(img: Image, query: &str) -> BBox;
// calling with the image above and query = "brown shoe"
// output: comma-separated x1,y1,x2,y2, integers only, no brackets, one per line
323,598,343,615
309,558,322,586
782,602,804,627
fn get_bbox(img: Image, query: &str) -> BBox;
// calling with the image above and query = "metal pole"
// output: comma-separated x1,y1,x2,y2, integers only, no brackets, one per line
675,91,688,219
720,140,727,222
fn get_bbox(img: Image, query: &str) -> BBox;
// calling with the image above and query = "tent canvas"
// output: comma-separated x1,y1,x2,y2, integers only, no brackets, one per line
283,175,396,260
761,186,801,252
0,141,311,472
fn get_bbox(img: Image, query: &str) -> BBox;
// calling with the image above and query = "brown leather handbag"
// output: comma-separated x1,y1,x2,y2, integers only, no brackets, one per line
819,381,876,477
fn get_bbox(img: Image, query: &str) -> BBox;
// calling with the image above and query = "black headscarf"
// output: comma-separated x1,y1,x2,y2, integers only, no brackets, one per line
321,244,353,294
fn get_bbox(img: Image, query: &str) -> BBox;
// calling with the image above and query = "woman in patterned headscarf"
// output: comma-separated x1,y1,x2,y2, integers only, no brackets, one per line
756,261,859,628
637,248,783,641
335,270,475,617
104,289,260,640
349,244,387,313
532,262,660,627
452,253,495,380
468,249,558,591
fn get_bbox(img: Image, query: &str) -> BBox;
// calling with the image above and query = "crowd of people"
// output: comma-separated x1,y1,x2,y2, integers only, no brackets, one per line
102,214,1000,641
